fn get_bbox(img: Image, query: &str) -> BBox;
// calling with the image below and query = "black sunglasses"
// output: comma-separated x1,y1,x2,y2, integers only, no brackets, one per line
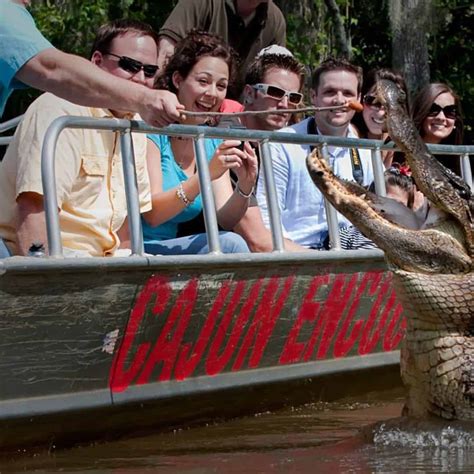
105,52,159,78
363,94,383,109
252,83,303,105
427,103,457,120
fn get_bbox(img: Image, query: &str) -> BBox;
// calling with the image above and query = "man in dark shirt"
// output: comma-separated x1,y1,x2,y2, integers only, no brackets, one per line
157,0,286,98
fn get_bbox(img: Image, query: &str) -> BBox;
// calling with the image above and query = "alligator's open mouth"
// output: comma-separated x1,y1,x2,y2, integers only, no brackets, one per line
306,76,473,420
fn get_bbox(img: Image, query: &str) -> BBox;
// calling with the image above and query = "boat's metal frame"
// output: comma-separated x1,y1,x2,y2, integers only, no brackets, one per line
0,116,472,450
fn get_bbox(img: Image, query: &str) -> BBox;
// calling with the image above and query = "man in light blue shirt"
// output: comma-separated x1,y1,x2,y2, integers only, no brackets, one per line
0,0,183,125
256,57,374,249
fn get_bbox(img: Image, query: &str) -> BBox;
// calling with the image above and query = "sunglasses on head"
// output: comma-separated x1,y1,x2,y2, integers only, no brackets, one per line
252,83,303,105
105,52,159,78
427,103,457,120
363,94,384,109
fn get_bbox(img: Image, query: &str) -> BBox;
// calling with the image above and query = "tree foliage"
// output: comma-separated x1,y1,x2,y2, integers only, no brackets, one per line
279,0,472,141
429,0,473,140
3,0,472,142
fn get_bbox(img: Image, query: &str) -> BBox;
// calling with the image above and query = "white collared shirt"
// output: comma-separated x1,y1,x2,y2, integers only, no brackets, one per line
256,118,374,248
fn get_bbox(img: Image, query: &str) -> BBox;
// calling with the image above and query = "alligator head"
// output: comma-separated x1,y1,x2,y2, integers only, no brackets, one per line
306,78,474,420
376,78,474,257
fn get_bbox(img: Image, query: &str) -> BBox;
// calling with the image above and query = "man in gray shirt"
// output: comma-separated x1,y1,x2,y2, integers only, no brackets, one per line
157,0,286,98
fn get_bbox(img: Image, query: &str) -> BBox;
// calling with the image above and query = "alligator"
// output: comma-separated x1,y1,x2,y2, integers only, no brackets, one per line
306,78,474,421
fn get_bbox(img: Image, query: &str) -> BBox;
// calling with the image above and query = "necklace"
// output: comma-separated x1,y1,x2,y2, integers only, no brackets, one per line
171,136,195,171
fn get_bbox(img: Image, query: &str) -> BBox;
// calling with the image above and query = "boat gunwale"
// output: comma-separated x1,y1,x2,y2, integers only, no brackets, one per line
0,249,386,275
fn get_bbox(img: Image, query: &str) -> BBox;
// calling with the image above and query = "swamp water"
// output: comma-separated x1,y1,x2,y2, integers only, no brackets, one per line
1,388,474,473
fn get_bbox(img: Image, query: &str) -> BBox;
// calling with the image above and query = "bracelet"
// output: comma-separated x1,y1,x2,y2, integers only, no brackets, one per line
236,183,254,199
176,182,193,207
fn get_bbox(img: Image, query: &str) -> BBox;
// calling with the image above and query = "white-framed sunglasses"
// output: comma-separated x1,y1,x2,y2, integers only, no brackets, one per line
251,83,303,105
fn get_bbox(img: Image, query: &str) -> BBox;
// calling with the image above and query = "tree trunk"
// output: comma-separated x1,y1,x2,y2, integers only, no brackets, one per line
390,0,432,102
323,0,351,58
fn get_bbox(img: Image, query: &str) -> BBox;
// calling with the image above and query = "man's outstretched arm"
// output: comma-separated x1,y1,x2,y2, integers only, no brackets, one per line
15,48,184,127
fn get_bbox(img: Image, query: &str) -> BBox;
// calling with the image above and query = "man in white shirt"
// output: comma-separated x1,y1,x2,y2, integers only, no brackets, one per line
256,57,374,249
234,45,309,252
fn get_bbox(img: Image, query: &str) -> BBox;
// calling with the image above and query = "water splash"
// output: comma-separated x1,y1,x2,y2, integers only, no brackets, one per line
372,418,474,449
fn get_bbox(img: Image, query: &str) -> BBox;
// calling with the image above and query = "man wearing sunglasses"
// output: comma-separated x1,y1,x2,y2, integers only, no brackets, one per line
241,46,305,132
0,1,182,126
232,46,310,252
0,20,159,258
256,57,374,250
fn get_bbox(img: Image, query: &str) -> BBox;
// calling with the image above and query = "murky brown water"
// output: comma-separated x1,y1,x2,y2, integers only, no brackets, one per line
2,388,474,473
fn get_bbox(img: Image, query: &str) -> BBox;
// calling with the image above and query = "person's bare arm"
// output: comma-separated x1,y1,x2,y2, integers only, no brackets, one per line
212,142,257,230
16,192,48,256
157,36,177,70
117,218,131,249
234,206,311,253
15,48,184,127
143,139,202,227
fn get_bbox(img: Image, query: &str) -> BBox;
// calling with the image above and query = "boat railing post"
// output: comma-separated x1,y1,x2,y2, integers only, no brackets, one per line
320,143,341,250
0,114,24,147
193,134,221,254
0,114,24,133
259,139,285,252
371,146,387,196
119,126,144,256
41,116,67,257
460,153,473,189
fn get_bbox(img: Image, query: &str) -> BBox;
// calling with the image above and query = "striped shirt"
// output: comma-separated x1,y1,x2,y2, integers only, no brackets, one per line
338,226,378,250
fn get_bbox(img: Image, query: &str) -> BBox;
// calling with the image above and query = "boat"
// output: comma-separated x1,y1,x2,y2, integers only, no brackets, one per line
0,116,471,451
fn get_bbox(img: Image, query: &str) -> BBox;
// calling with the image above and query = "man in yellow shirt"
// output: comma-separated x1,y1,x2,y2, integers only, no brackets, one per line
0,19,159,257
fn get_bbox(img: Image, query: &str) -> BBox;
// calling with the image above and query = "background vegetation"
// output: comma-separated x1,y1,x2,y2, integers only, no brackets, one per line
3,0,473,142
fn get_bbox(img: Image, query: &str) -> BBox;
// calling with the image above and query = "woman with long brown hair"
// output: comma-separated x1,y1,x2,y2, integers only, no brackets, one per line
411,82,465,176
142,30,257,255
352,68,407,168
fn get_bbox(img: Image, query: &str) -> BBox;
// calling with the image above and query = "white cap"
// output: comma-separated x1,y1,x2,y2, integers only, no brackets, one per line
256,44,294,58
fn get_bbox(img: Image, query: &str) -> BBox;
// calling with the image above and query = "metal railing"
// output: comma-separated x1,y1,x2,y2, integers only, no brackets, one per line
35,116,473,258
0,114,23,146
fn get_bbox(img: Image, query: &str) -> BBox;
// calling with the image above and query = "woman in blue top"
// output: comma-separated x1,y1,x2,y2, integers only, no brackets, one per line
143,31,258,255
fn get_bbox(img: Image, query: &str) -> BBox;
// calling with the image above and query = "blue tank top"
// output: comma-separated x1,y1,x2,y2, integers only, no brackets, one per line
142,134,221,243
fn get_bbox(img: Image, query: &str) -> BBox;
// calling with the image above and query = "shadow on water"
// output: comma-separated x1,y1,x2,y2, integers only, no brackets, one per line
1,388,474,473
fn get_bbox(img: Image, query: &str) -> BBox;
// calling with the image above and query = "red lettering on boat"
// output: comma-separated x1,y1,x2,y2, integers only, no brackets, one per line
383,301,406,350
109,275,171,392
279,275,329,364
205,280,263,376
232,276,295,370
332,272,374,358
174,280,234,380
136,278,198,384
110,270,406,392
315,273,359,359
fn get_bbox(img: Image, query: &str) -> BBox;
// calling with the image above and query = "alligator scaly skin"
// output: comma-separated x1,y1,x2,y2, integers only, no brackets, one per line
394,270,474,419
